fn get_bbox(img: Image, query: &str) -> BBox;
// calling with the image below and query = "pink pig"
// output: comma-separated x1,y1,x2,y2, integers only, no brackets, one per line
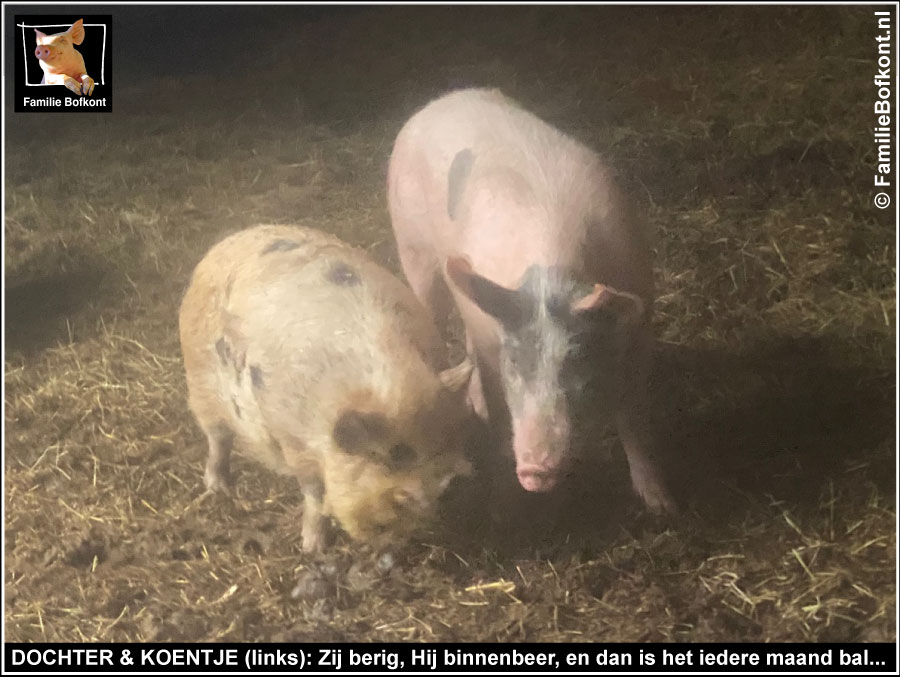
387,88,676,513
34,19,94,96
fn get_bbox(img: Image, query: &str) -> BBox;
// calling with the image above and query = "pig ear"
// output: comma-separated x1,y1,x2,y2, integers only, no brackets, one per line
34,29,46,40
438,357,474,394
572,284,646,331
445,256,529,330
332,410,389,455
68,19,85,45
447,148,475,221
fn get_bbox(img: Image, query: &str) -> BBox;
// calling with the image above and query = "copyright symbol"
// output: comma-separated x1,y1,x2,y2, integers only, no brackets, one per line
874,192,890,209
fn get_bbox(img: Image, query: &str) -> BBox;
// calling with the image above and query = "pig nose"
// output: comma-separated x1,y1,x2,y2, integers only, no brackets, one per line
35,46,50,59
393,486,428,514
517,465,560,492
513,422,572,491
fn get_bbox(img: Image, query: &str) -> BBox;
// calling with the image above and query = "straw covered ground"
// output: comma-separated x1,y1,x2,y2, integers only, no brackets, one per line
4,6,896,643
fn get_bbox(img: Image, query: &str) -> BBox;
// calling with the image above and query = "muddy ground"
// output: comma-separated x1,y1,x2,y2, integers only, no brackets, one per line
4,6,896,642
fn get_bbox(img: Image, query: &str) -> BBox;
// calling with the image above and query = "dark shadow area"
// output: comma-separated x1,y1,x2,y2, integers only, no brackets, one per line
655,337,895,512
438,335,895,560
5,267,109,355
2,4,362,81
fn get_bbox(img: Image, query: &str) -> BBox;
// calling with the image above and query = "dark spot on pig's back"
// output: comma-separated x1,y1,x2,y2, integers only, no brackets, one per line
216,335,246,384
325,261,360,287
232,396,242,419
215,337,229,365
250,365,264,389
261,239,301,255
447,148,475,220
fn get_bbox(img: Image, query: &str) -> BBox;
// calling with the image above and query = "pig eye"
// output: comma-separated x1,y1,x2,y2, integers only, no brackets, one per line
387,443,416,471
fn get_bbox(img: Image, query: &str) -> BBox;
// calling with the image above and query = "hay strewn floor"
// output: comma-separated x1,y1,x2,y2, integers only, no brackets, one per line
5,6,895,642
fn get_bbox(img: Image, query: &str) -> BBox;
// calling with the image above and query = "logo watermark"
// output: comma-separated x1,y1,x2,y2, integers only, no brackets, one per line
874,11,893,208
13,14,112,113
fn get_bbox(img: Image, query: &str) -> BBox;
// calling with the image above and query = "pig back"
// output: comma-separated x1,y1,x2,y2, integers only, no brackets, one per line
392,89,652,301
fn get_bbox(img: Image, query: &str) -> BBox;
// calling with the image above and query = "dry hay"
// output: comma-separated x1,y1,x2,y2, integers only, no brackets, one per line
4,6,895,642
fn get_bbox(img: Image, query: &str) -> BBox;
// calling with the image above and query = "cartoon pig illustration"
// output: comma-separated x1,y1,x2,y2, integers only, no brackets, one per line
33,19,94,96
179,225,475,553
388,88,676,514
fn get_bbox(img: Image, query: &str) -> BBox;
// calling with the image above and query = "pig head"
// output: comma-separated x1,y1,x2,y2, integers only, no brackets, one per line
34,19,94,96
446,257,646,493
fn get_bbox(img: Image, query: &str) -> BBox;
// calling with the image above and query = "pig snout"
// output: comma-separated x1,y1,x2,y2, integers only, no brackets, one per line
512,410,572,492
34,45,54,61
392,484,430,515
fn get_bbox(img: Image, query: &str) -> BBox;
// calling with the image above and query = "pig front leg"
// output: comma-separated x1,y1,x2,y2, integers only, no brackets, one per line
79,74,94,96
616,415,673,513
615,331,677,514
616,399,677,515
301,480,328,553
465,335,490,422
203,422,233,492
61,74,84,96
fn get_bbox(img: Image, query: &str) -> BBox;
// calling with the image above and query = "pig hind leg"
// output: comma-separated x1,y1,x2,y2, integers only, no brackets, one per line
202,422,234,492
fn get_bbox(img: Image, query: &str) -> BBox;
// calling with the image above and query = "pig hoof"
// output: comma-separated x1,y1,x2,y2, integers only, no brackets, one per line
629,459,678,515
64,80,83,96
301,527,326,554
82,78,94,96
636,482,678,515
